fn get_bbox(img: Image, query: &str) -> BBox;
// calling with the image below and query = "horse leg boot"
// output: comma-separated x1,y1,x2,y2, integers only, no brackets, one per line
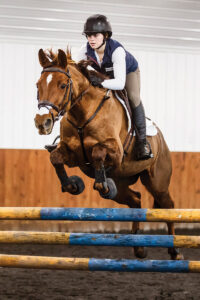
131,102,153,160
92,144,118,200
50,144,85,195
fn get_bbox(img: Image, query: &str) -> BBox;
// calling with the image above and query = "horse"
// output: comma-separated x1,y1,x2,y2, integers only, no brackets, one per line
34,48,183,260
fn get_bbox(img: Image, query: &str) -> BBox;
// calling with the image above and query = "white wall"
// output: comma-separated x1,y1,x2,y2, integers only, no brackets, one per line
0,42,199,151
0,0,200,151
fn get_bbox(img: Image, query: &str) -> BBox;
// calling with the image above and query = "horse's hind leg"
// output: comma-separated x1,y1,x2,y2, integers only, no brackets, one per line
114,180,147,259
153,191,184,259
140,169,184,260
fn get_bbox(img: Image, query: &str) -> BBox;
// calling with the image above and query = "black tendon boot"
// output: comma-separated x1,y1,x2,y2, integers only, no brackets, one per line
131,102,153,160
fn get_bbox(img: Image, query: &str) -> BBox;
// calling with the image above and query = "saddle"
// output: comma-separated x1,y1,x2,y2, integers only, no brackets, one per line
115,89,134,155
116,89,133,120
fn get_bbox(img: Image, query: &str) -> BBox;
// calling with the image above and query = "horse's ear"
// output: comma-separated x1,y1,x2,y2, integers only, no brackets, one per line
58,49,67,69
38,49,50,68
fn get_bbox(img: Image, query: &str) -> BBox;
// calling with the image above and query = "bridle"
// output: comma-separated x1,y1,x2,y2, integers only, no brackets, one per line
37,67,73,123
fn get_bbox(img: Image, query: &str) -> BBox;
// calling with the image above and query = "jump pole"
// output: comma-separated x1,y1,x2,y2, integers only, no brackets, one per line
0,231,200,248
0,208,200,222
0,254,200,272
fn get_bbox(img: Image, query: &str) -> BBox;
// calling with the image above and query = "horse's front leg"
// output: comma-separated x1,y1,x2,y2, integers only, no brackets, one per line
92,141,122,199
50,142,85,195
92,144,108,192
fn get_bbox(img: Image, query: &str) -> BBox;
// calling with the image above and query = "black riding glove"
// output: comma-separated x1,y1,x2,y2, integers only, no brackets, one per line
89,75,104,88
91,80,103,88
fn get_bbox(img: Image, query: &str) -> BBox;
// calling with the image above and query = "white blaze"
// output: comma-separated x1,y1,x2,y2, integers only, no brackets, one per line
46,74,53,86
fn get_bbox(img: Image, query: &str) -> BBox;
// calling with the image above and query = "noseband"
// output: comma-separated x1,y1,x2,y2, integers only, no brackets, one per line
37,67,73,123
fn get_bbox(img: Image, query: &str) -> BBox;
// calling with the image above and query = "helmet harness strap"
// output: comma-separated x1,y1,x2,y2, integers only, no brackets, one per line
96,37,106,50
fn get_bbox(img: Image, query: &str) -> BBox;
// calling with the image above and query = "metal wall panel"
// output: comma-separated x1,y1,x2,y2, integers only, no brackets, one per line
0,0,200,50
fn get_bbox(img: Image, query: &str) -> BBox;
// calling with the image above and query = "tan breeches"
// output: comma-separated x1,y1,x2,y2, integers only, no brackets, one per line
125,68,141,108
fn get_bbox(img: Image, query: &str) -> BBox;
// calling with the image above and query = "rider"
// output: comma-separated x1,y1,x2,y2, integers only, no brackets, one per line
77,14,152,160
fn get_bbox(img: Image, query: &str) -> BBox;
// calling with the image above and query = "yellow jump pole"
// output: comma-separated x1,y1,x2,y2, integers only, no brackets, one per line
0,208,200,222
0,232,200,248
0,254,200,273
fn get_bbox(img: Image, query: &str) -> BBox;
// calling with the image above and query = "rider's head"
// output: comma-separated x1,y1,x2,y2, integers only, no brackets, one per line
83,14,112,50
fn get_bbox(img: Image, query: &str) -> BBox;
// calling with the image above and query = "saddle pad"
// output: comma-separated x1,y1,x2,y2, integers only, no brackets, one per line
114,91,157,136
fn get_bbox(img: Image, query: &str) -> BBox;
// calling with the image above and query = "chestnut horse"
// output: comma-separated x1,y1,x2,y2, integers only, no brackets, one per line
35,49,183,260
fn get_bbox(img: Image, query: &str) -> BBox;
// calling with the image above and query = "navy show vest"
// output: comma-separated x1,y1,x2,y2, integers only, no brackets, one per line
86,38,138,78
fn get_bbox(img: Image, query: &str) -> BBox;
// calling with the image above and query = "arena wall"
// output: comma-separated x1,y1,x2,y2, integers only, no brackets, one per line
0,149,199,231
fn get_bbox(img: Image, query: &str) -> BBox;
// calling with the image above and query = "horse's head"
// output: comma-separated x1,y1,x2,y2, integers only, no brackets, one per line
35,48,88,135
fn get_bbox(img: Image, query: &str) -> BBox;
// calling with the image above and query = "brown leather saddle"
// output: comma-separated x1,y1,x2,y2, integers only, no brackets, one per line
115,89,134,155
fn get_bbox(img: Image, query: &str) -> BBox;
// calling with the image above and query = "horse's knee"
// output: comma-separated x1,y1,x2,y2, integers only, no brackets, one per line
92,144,107,169
92,140,122,168
154,192,174,209
50,149,65,165
115,186,141,208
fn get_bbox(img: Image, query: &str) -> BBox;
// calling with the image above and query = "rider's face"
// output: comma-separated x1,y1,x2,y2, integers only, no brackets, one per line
87,33,104,49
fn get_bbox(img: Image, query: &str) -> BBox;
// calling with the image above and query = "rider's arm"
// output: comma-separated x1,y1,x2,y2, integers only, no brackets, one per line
101,47,126,90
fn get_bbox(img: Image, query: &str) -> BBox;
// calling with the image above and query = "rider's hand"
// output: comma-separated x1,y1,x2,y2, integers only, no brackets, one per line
89,75,104,88
91,80,103,88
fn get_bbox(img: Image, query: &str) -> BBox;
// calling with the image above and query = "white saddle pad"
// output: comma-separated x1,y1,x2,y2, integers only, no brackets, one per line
114,91,157,136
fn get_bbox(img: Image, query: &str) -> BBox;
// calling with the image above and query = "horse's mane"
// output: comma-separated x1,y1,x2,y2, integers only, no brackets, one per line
44,48,107,82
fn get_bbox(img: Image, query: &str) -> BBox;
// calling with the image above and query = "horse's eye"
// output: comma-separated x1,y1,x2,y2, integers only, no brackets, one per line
60,83,67,89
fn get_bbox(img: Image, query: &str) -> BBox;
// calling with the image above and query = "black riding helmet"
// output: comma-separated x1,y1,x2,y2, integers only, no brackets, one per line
83,14,112,38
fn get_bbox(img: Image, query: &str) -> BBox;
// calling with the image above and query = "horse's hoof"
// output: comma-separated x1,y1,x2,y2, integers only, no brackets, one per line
62,176,85,195
170,253,184,260
168,247,184,260
99,178,117,199
175,253,184,260
134,246,148,259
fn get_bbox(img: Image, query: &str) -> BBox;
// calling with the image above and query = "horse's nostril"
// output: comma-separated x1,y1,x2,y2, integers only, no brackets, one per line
44,118,52,128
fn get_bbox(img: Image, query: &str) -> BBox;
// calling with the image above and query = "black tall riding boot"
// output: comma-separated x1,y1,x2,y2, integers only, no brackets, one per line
131,102,153,160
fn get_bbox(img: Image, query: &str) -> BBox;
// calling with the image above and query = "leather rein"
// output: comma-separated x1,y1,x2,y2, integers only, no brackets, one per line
37,67,133,165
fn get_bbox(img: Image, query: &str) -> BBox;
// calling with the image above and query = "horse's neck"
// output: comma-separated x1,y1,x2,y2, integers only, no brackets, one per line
69,87,106,125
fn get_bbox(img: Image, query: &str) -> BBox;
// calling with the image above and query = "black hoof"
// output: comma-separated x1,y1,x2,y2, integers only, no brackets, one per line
62,176,85,195
99,178,117,200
